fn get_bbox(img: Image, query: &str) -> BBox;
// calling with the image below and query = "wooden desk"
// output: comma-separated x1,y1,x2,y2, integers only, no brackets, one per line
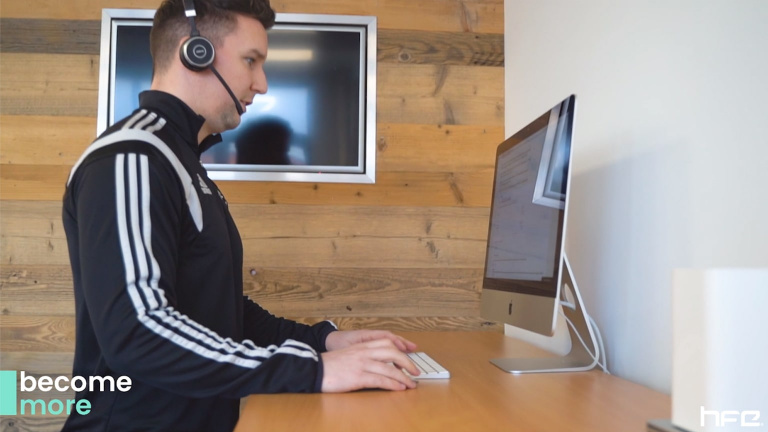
235,332,670,432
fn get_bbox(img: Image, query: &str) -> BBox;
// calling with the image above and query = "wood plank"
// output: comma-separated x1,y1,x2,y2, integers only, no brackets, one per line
0,352,74,375
235,205,491,268
0,53,503,126
0,116,95,165
239,236,485,269
0,116,502,172
272,0,505,34
0,53,99,117
0,315,498,353
1,220,488,268
245,267,484,317
293,316,501,332
0,201,66,239
1,265,74,293
0,265,74,316
230,204,490,242
0,417,66,432
2,201,491,241
0,18,100,55
1,0,504,34
0,316,76,352
1,297,75,317
1,264,487,317
379,29,503,67
377,123,503,172
218,170,494,206
1,201,490,266
378,63,504,125
0,18,504,67
0,164,494,205
0,165,72,202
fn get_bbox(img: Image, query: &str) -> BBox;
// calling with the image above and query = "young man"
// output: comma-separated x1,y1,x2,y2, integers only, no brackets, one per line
62,0,418,430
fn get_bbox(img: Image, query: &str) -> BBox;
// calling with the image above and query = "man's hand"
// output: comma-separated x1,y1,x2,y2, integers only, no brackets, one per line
320,339,420,393
325,329,418,353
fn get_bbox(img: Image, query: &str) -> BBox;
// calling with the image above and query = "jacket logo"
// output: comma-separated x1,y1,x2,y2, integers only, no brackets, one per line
197,174,212,195
217,189,228,207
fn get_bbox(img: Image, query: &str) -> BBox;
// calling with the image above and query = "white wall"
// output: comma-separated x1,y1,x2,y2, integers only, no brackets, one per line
504,0,768,393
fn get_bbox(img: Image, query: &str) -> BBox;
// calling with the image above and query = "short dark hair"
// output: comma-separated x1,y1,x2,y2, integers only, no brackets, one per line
150,0,275,74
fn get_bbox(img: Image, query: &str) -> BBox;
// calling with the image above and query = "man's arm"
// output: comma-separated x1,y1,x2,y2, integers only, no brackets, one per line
242,297,336,352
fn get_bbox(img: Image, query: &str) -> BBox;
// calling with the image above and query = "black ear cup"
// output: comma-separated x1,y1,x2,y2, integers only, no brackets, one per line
178,0,244,115
180,35,215,71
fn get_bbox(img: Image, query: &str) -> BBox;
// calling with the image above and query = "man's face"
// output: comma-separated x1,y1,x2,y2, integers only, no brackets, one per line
201,14,268,135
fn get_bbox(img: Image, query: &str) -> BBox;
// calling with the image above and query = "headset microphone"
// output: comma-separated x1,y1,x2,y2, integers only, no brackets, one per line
180,0,244,116
209,65,245,116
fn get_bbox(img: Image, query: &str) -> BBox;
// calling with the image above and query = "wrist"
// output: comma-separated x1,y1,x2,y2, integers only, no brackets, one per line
312,320,337,352
324,330,342,351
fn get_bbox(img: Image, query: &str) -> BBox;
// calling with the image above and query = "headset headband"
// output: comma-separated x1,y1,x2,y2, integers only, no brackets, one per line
182,0,200,36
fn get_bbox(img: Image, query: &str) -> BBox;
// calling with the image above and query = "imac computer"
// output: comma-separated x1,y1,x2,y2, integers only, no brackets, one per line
480,95,600,374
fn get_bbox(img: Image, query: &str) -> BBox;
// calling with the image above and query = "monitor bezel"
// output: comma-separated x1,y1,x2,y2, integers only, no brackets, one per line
97,8,377,184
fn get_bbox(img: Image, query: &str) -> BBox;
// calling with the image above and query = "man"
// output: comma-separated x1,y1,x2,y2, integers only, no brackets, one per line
61,0,418,430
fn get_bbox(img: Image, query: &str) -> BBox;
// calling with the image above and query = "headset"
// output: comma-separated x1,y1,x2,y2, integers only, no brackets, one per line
180,0,245,115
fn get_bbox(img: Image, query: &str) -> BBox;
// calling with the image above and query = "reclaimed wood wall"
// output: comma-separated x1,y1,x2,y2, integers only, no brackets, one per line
0,0,503,429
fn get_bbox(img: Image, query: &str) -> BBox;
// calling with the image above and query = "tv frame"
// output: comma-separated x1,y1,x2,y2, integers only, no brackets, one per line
97,8,378,184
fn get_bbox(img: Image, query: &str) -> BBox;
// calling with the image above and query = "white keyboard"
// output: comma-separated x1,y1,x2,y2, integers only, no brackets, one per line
406,352,450,379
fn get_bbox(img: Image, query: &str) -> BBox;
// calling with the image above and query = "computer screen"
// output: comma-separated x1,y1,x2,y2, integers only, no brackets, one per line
480,95,575,337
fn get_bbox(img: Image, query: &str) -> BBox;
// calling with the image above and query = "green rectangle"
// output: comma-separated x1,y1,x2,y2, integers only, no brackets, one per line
0,371,18,416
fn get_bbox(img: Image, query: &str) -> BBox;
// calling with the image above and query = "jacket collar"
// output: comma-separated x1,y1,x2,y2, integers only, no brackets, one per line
138,90,223,156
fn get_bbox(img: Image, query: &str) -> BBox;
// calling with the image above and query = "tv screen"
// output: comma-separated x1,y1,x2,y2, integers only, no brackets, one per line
98,9,377,183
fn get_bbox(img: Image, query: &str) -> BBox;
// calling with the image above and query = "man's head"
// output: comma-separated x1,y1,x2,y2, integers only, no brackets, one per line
150,0,275,139
150,0,275,76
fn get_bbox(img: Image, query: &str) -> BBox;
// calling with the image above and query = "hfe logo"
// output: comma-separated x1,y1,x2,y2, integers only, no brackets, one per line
701,406,763,428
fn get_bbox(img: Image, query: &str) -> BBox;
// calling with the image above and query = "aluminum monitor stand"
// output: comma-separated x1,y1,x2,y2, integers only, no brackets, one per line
490,254,600,374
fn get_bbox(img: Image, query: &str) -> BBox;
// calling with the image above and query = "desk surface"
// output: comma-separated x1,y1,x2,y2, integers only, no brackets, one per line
235,331,670,432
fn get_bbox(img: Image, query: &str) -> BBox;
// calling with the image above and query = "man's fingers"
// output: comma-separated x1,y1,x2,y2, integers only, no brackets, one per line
358,341,420,377
364,361,417,390
401,337,418,352
355,372,407,392
392,336,418,353
370,332,418,353
392,354,420,377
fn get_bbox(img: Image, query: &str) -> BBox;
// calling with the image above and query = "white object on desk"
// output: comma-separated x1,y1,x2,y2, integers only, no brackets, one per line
406,352,450,379
672,268,768,432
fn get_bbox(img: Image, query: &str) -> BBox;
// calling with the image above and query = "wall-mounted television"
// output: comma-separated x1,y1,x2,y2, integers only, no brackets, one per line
98,9,377,183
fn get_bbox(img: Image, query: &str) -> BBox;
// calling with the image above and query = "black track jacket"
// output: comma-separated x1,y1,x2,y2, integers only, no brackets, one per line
61,91,336,431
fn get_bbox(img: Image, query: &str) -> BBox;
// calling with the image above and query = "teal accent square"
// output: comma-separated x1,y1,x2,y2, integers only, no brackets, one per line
0,370,18,416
